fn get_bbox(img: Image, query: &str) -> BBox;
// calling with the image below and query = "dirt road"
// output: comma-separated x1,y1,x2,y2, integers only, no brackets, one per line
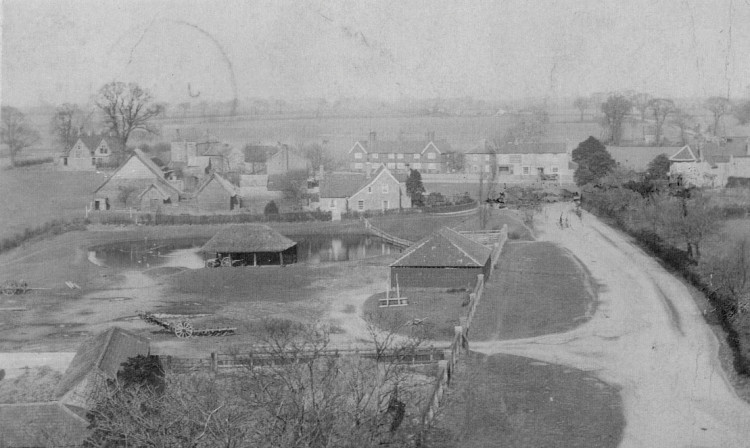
471,203,750,447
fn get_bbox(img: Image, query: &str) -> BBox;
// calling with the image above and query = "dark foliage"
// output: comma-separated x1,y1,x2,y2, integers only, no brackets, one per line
572,136,615,186
406,169,425,206
117,355,165,394
264,200,280,215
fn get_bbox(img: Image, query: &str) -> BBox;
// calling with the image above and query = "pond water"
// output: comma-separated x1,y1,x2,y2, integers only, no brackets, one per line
88,234,401,269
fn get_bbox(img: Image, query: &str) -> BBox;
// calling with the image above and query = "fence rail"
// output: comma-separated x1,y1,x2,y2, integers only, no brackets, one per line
363,218,414,248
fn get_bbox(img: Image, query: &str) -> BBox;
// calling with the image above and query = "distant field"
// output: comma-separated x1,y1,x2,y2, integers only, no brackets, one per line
429,352,624,448
0,166,106,240
470,241,594,341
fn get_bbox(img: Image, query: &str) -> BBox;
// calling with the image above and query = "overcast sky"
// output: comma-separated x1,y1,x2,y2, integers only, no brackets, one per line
2,0,750,107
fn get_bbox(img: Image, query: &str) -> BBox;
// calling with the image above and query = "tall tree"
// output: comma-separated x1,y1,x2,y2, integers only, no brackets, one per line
704,96,731,136
572,136,616,186
648,98,675,146
573,97,589,122
601,95,632,146
670,108,693,145
632,92,652,122
96,82,163,152
1,106,40,167
51,103,81,150
405,169,425,206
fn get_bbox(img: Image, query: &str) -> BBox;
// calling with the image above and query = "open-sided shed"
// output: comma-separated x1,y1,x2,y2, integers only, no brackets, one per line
390,227,491,289
200,224,298,266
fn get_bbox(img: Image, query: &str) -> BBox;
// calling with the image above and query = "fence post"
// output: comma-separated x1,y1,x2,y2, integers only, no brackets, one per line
210,352,217,374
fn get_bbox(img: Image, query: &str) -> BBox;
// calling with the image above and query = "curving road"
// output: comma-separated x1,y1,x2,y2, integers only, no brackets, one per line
471,203,750,448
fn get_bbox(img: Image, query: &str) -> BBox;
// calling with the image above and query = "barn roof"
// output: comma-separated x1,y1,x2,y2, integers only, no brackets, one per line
200,224,297,253
0,402,89,447
390,227,491,268
56,327,150,401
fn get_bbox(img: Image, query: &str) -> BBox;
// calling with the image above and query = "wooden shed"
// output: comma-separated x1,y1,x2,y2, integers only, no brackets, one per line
200,224,298,266
389,227,491,289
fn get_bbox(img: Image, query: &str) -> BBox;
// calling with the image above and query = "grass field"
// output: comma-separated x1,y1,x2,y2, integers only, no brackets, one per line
470,241,595,341
362,289,470,341
427,352,624,448
0,165,105,240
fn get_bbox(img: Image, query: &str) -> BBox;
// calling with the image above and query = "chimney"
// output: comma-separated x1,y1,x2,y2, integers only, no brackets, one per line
365,162,372,179
368,131,377,150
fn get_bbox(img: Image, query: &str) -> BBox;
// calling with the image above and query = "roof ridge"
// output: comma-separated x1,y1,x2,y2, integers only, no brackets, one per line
440,227,483,265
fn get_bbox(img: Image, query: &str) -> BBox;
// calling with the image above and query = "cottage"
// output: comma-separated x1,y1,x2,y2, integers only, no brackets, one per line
92,149,181,210
191,173,241,211
348,132,450,174
60,134,120,171
319,164,410,214
200,224,298,266
669,139,750,187
56,327,150,411
465,141,572,182
389,227,492,289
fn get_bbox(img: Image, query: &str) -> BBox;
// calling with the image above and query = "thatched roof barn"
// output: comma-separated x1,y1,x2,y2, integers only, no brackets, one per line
200,224,298,266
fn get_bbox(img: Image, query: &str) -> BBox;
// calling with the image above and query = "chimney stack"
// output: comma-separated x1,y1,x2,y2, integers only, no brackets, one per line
368,131,377,150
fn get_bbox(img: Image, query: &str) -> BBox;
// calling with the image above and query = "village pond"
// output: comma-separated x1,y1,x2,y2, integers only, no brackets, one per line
88,234,401,269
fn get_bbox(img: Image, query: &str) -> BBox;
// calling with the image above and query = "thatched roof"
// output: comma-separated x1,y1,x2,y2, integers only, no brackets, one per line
200,224,297,253
390,227,491,268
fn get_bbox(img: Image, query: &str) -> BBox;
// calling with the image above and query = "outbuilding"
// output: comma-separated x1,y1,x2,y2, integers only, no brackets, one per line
389,227,491,289
200,224,298,266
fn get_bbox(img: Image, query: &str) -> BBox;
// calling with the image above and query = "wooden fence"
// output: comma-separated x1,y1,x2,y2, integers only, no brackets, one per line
363,218,414,248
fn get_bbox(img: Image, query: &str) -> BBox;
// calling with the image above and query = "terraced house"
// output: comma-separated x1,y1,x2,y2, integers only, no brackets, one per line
464,141,573,183
348,131,450,174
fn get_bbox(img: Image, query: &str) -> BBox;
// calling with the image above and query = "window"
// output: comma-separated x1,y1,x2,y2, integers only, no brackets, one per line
382,184,389,194
472,155,479,162
413,162,422,169
329,199,336,208
396,162,405,170
397,153,403,159
354,163,363,169
387,162,396,169
414,154,421,160
354,152,363,159
100,145,108,155
358,200,364,211
388,153,395,159
509,154,522,164
473,165,479,173
428,163,436,170
382,200,389,210
484,155,490,162
522,166,530,175
368,186,372,194
427,152,436,160
551,166,559,173
484,165,490,172
371,153,378,159
63,157,68,166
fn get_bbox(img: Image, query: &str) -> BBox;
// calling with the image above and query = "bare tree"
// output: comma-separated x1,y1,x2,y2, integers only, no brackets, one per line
573,97,589,122
51,103,81,150
632,92,652,122
704,96,732,136
601,95,632,146
701,238,750,318
662,192,719,259
648,98,675,146
96,81,163,151
1,106,40,167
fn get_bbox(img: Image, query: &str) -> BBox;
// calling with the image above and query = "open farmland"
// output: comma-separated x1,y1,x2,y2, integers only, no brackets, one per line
0,166,105,240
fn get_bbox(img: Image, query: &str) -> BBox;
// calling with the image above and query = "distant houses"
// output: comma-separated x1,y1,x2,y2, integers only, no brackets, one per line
669,138,750,188
60,134,121,170
348,132,450,174
464,141,573,182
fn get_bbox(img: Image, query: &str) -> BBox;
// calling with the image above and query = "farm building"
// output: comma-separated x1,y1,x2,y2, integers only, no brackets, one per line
201,224,298,266
56,327,150,411
0,402,89,447
59,133,121,171
191,172,241,211
92,149,181,210
319,164,410,214
389,227,491,289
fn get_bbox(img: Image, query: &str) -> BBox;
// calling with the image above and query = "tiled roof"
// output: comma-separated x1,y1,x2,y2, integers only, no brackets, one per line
356,139,451,154
319,172,368,198
56,327,150,401
470,142,567,155
0,402,89,447
200,224,297,253
390,227,491,268
607,146,679,171
94,149,181,196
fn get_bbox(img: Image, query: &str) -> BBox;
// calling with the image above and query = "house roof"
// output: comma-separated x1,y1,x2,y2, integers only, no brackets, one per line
669,145,698,162
319,172,368,198
200,224,297,253
244,144,277,163
607,146,680,171
353,139,451,155
56,327,150,400
192,173,239,197
64,134,124,156
390,227,492,268
0,402,89,447
94,149,181,196
468,142,567,155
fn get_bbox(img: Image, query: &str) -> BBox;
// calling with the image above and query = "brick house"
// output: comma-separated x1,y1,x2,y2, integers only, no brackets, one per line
348,132,450,174
319,165,410,213
389,227,491,289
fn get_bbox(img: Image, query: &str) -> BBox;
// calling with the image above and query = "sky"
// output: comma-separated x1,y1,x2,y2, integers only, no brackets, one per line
2,0,750,107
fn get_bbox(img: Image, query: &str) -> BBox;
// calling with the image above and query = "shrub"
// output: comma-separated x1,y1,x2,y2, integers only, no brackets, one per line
264,200,279,215
10,157,54,168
